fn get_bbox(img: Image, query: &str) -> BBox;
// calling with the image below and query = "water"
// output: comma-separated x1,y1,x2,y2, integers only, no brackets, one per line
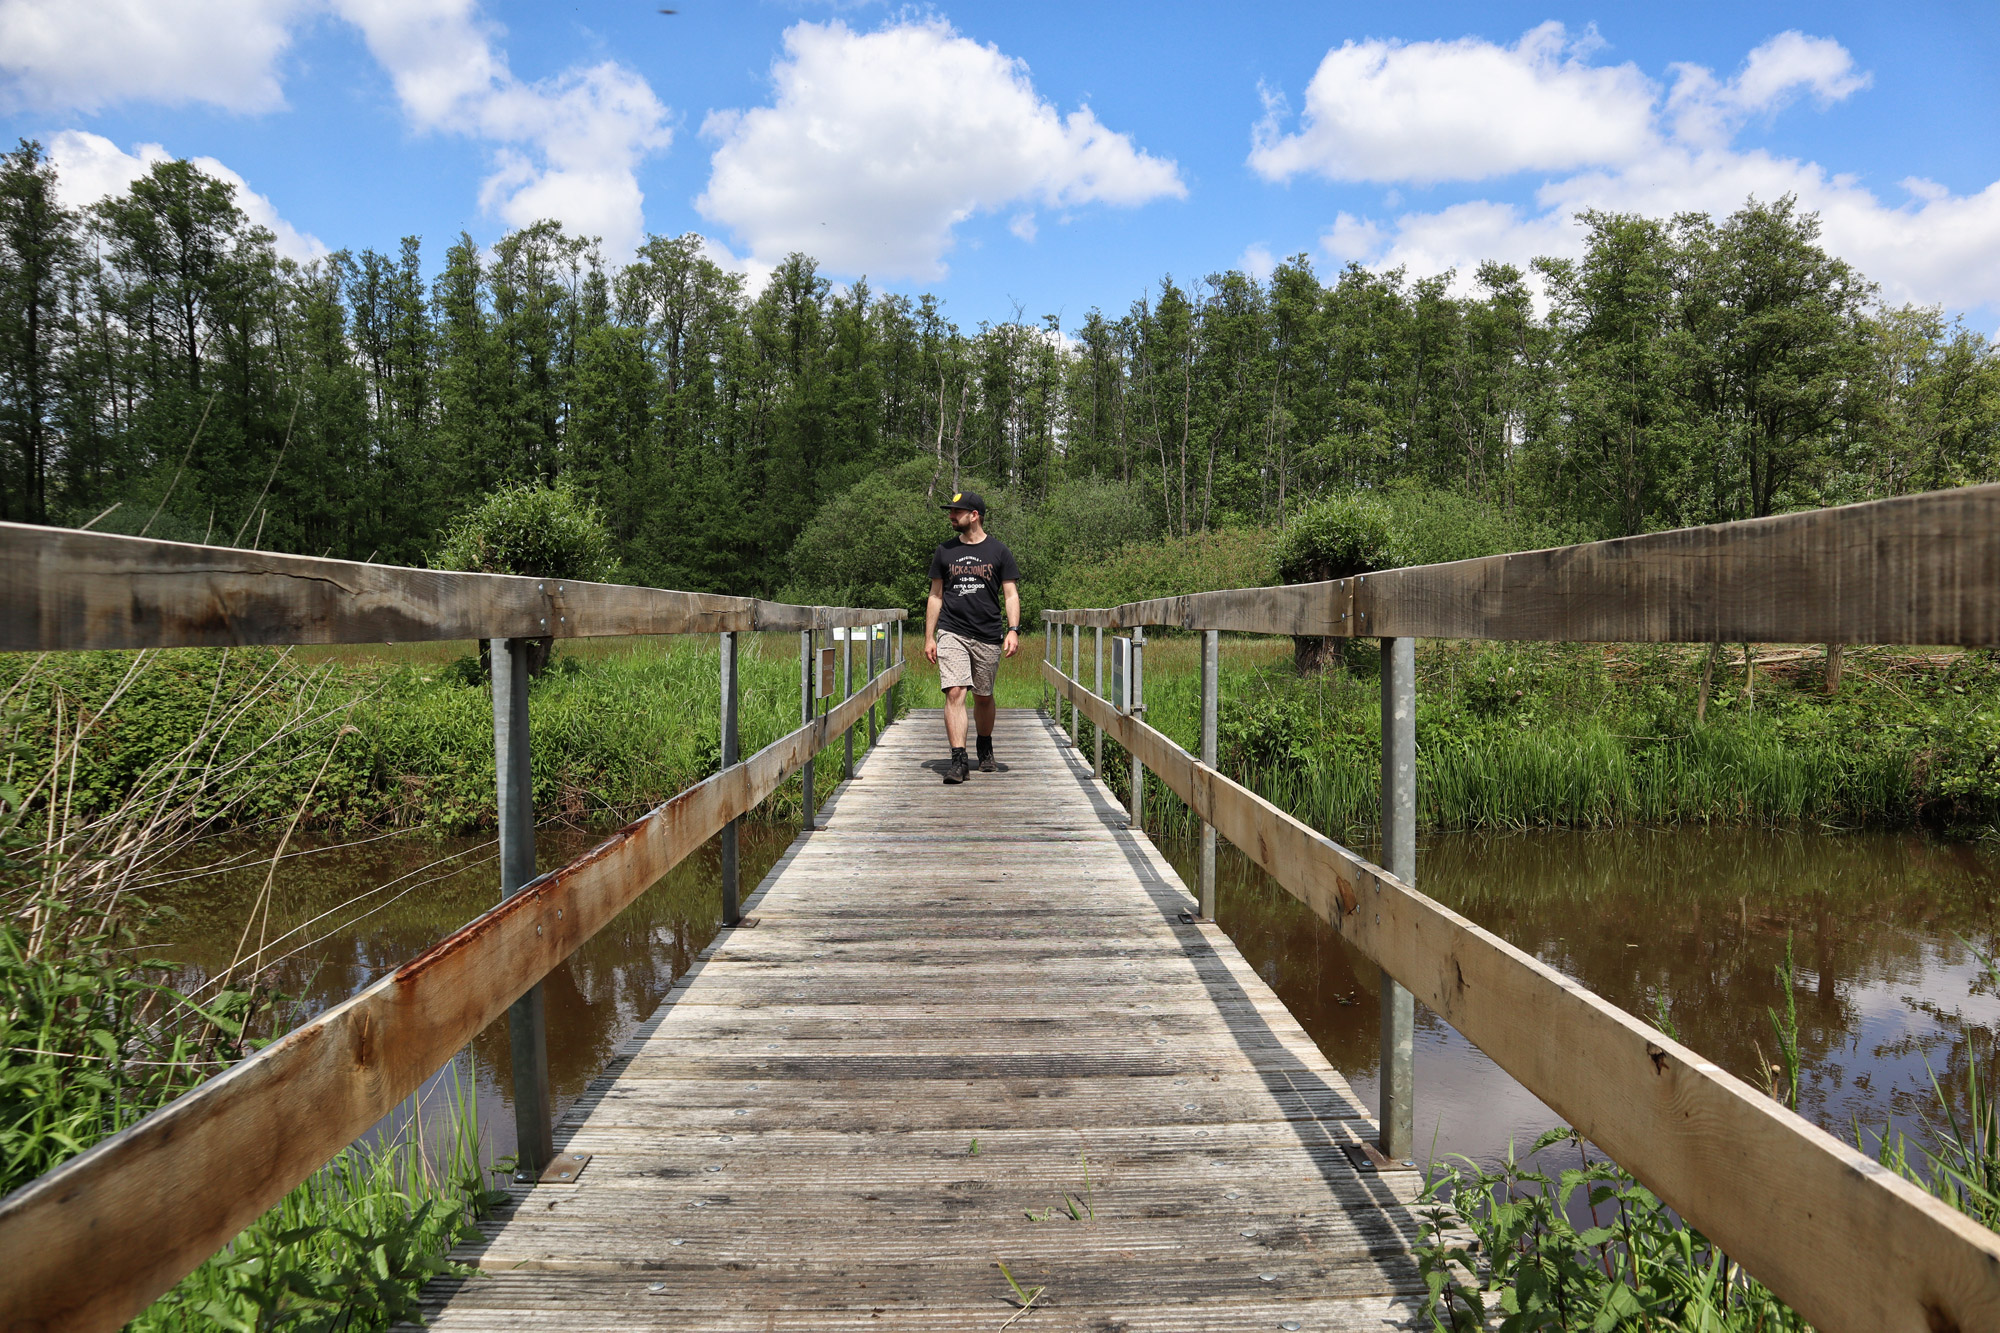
141,820,797,1162
1160,827,2000,1169
142,820,2000,1173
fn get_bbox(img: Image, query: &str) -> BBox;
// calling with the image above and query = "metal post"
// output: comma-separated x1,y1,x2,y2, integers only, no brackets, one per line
1129,625,1146,832
1093,627,1104,778
1379,635,1417,1163
866,627,878,746
491,637,552,1181
1199,628,1219,920
800,630,816,830
891,621,902,724
719,631,741,927
842,626,854,779
1048,616,1064,720
1069,625,1080,745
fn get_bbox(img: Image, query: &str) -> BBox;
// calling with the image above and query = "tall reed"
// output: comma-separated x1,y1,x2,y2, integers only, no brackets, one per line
2,648,500,1330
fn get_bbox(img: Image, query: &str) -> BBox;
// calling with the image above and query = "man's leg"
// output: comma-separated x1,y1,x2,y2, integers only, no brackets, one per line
944,686,970,749
973,693,997,770
970,640,1001,772
942,685,971,783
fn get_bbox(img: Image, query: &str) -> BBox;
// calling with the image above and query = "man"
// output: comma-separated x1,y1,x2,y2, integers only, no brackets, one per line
923,490,1020,784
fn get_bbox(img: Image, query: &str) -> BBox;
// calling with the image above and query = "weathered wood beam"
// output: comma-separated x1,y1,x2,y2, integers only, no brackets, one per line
1048,661,2000,1333
0,523,905,652
0,663,902,1333
1046,484,2000,645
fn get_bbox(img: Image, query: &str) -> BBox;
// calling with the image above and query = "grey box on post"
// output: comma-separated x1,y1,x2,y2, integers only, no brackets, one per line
1110,636,1133,715
815,646,838,699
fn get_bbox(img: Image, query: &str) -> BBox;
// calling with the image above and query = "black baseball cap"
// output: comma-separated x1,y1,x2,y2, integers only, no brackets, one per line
941,489,986,516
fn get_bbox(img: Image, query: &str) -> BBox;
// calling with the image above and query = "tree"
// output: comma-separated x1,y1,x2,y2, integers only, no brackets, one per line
1273,492,1398,672
0,140,79,522
1669,198,1873,521
432,479,619,675
1538,211,1674,536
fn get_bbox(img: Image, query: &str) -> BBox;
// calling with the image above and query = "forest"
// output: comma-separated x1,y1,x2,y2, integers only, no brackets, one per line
1,135,1998,603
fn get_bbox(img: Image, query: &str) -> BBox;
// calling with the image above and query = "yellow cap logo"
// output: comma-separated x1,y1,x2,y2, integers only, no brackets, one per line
952,492,962,502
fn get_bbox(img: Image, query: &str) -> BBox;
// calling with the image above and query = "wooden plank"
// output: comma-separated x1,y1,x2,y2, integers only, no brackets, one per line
0,521,905,652
1050,661,2000,1333
415,707,1423,1330
1045,484,2000,645
0,663,902,1333
1047,580,1350,636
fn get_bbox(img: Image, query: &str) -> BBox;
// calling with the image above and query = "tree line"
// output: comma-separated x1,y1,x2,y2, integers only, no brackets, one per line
1,137,1995,597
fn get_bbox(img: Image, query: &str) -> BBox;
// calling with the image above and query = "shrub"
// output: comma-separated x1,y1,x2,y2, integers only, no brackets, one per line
1274,492,1400,585
431,480,619,584
1043,527,1279,614
779,459,982,614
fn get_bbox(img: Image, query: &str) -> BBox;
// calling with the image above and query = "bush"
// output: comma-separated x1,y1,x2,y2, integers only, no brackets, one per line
1043,527,1279,613
1274,492,1399,584
431,480,619,583
778,459,984,615
1009,477,1163,604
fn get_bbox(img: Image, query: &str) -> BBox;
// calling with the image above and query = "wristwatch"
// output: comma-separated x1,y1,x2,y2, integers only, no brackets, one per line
1007,625,1019,633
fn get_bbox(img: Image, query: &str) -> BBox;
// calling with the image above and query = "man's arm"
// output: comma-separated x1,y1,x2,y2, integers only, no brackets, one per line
924,577,944,664
1001,581,1020,658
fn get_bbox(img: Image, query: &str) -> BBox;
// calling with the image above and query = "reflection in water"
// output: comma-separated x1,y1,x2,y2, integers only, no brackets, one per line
142,821,796,1161
146,819,2000,1175
1160,828,2000,1169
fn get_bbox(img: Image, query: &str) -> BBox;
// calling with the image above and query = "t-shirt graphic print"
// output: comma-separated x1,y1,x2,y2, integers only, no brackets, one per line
928,536,1020,645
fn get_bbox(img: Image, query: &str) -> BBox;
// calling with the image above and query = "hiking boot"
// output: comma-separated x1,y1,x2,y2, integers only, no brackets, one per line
976,737,997,772
942,755,970,784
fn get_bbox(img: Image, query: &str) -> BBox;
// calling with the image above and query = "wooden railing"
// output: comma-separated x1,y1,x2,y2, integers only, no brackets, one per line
0,522,908,1333
1041,484,2000,1333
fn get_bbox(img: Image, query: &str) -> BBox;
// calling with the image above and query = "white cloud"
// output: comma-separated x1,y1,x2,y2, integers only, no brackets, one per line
1250,22,1658,185
48,129,327,261
1239,243,1277,282
2,0,672,256
1665,30,1870,146
0,0,303,113
697,17,1185,279
332,0,670,256
1276,30,2000,313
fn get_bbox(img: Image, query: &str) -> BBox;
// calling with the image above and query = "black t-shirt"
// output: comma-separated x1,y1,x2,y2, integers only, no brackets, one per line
929,536,1020,645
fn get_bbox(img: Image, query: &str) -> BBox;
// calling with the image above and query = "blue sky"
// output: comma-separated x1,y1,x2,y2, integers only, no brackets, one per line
4,0,1997,331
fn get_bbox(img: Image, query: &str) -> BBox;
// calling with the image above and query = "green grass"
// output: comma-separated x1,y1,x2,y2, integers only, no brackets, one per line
8,629,1993,845
1055,636,2000,840
0,633,908,835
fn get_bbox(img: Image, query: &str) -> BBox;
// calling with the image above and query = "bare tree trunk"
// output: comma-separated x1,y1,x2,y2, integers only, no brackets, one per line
1743,643,1756,713
1293,636,1345,674
1697,643,1716,722
1823,643,1843,695
925,368,947,499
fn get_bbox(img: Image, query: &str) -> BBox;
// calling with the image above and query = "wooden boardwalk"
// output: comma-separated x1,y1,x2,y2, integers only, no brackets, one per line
418,708,1427,1330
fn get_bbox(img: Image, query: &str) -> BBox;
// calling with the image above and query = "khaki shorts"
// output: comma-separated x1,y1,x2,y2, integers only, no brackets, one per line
936,630,1001,696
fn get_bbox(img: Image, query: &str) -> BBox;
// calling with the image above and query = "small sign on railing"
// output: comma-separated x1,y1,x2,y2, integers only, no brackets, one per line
1110,636,1133,715
816,646,838,699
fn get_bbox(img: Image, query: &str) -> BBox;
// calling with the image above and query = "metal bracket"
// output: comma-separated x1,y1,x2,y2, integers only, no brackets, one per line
1176,910,1211,924
538,1151,592,1184
1339,1142,1417,1173
738,916,759,928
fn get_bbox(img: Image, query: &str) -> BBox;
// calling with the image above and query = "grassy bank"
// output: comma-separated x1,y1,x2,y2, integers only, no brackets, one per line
1059,635,2000,840
2,631,1991,846
0,633,895,835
